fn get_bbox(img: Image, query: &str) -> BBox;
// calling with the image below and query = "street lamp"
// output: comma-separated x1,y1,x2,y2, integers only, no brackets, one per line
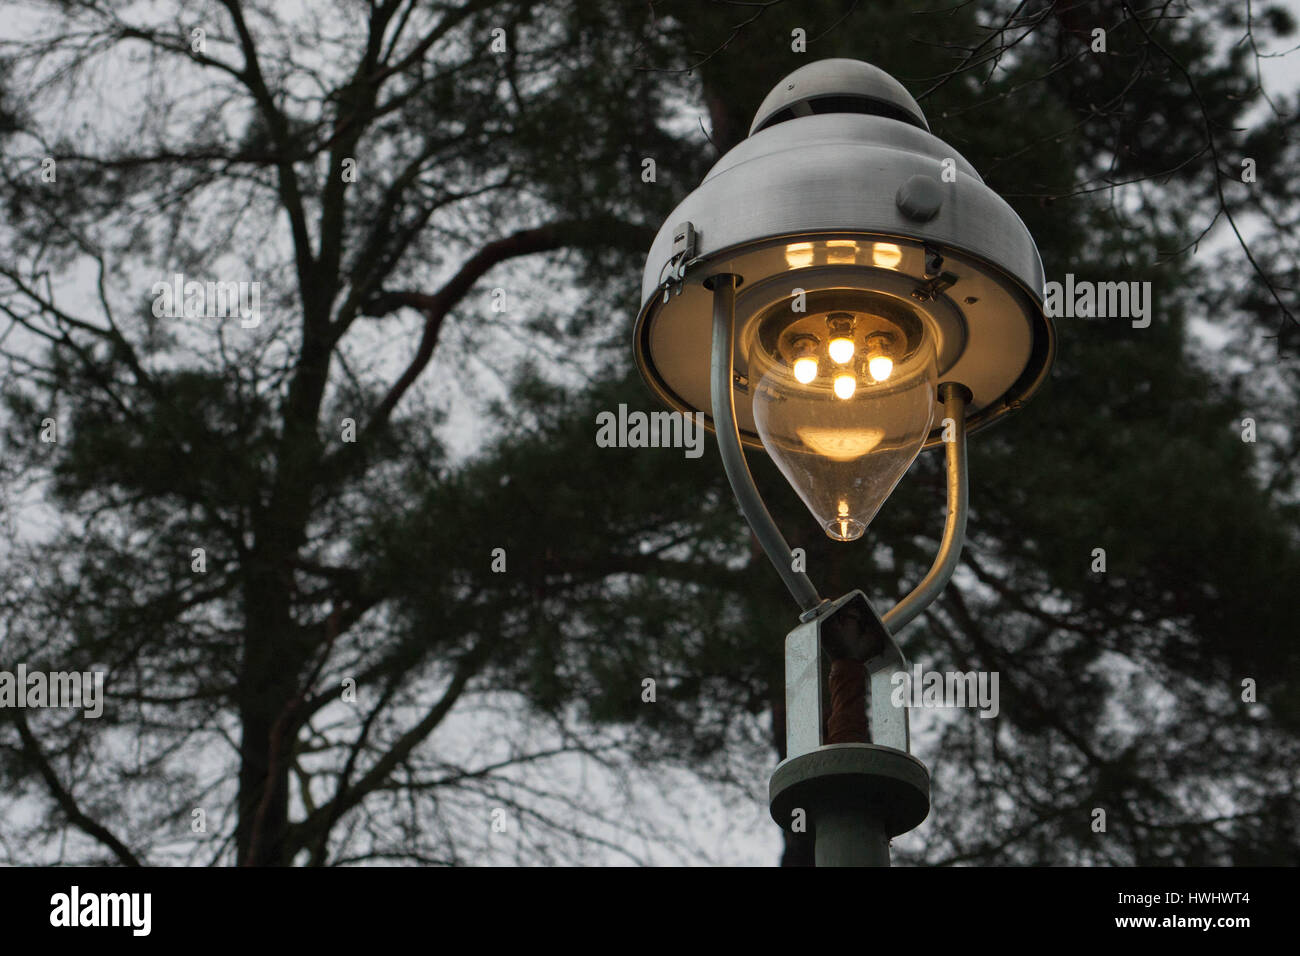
633,60,1054,866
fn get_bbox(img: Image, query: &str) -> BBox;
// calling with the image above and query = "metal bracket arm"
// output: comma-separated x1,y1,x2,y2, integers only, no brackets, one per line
709,274,824,614
881,382,971,634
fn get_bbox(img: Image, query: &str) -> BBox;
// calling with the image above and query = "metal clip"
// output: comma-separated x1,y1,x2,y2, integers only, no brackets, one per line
912,271,958,302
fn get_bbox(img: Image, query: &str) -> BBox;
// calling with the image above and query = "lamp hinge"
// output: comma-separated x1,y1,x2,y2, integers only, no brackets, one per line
662,221,698,300
912,245,958,301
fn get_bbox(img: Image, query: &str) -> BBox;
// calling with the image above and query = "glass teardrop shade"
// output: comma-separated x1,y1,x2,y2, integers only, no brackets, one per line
750,300,937,541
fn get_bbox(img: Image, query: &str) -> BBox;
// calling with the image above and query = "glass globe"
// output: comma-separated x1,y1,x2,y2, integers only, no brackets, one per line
748,290,937,541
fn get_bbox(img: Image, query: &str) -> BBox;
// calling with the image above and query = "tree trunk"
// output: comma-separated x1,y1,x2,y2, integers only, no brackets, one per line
235,546,306,866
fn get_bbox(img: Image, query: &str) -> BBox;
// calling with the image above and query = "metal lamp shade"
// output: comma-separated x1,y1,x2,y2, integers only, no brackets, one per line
634,59,1055,450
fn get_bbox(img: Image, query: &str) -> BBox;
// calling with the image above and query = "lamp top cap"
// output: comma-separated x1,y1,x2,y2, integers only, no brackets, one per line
749,59,929,136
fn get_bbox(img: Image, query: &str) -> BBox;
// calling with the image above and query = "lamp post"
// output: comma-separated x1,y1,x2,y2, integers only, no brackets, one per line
633,59,1055,866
